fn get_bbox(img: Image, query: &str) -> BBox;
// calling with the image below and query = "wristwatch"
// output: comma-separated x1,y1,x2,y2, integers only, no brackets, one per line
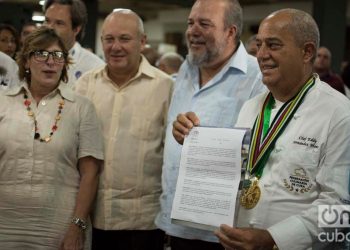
71,217,87,231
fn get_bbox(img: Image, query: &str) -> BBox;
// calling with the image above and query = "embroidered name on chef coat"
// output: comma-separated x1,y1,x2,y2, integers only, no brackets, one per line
293,135,319,149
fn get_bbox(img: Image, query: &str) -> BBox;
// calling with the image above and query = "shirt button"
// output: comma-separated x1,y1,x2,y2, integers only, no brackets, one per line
41,101,46,106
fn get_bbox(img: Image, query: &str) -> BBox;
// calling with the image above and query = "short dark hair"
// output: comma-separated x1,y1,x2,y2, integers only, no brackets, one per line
44,0,87,41
21,21,37,30
17,26,71,84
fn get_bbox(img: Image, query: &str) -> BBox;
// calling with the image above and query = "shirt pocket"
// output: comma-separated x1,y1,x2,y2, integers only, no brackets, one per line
0,114,32,149
279,146,320,179
285,147,320,167
129,105,163,140
206,98,240,127
280,147,320,188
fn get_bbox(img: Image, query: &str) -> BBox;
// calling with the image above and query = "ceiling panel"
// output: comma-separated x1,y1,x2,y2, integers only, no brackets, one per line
0,0,314,22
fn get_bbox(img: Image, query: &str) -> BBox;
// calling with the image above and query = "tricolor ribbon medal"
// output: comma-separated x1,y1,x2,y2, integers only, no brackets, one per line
240,76,315,209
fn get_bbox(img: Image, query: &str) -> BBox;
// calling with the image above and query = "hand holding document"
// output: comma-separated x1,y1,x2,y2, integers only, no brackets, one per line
171,127,247,231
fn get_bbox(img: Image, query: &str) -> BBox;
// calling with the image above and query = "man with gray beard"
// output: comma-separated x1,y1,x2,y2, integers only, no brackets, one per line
155,0,265,249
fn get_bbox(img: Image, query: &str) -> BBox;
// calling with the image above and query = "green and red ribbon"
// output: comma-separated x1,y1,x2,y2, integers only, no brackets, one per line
247,76,315,178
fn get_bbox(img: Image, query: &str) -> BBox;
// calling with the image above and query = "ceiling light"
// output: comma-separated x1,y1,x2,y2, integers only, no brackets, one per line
32,12,45,22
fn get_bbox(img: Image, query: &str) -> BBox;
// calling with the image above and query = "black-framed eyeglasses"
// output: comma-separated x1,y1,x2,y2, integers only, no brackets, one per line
31,50,67,63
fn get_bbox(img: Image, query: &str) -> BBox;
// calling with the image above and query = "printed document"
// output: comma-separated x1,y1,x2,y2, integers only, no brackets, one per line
171,127,246,230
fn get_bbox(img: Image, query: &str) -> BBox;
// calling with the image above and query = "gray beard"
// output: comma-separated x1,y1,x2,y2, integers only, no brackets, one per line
188,51,210,66
187,43,223,67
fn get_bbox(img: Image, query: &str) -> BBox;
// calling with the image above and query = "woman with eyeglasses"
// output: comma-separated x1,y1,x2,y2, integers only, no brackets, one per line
0,23,19,59
0,26,104,250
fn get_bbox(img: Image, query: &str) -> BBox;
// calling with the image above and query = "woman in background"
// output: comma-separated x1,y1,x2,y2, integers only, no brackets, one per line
0,23,19,59
0,26,104,250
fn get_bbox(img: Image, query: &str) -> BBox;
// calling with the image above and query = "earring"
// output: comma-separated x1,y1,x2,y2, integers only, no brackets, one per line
25,69,30,74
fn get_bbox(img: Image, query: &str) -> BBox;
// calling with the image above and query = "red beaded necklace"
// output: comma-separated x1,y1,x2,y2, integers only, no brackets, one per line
23,91,65,143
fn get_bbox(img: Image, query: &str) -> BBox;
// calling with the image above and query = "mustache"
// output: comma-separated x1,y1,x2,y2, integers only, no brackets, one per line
109,53,125,56
188,37,206,44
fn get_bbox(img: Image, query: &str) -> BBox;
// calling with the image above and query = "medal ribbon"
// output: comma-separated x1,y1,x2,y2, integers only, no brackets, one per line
247,76,315,178
262,96,275,139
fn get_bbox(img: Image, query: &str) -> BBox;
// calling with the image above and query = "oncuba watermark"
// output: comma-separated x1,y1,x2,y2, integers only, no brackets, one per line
318,205,350,243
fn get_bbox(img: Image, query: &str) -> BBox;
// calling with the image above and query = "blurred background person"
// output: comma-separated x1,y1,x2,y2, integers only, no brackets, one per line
142,44,159,66
341,62,350,98
157,52,184,80
245,34,258,57
314,46,345,94
20,21,38,47
0,23,19,59
0,51,19,91
43,0,105,86
0,27,103,250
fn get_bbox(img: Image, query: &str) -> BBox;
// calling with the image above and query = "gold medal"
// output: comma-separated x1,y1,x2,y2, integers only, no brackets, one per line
240,177,261,209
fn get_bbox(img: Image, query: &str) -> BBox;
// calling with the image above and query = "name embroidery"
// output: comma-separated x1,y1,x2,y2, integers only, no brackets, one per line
293,135,319,149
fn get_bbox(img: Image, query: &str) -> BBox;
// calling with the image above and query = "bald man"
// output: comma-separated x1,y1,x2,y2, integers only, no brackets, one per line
214,9,350,250
314,46,345,94
75,9,173,250
157,52,184,80
245,34,258,57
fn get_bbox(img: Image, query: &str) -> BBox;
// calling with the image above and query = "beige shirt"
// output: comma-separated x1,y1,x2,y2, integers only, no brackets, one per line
0,82,104,249
75,56,173,230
